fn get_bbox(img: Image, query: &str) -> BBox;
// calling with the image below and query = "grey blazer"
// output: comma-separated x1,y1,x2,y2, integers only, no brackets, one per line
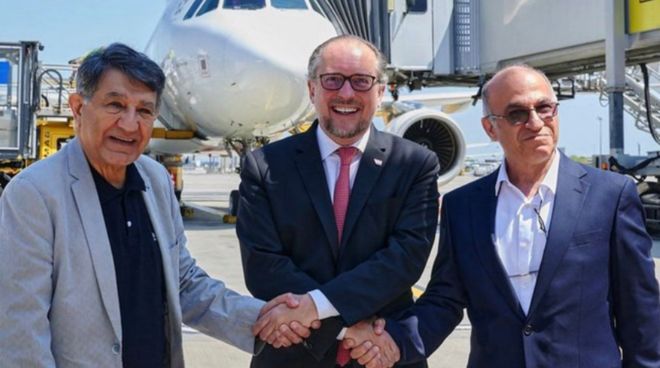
0,138,263,367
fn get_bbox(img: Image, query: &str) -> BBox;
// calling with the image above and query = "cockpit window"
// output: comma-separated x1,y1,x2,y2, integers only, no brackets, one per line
271,0,307,9
183,0,204,19
222,0,265,10
197,0,220,16
406,0,427,12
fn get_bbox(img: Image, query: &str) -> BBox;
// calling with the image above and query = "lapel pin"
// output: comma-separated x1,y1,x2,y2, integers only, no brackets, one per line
374,158,383,166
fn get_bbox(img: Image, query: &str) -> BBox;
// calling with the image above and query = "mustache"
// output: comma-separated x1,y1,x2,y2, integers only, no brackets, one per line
330,97,362,106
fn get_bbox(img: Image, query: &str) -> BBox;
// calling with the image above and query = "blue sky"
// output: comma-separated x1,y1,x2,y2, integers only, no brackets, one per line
0,1,166,65
2,0,657,157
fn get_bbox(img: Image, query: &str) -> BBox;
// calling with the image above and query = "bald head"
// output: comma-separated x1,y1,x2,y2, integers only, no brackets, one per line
482,65,553,116
307,35,387,83
479,63,559,172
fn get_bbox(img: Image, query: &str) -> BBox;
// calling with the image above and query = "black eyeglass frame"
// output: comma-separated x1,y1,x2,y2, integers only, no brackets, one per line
316,73,380,92
486,102,559,126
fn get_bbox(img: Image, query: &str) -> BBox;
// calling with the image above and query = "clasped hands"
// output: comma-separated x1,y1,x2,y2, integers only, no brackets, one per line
252,293,400,368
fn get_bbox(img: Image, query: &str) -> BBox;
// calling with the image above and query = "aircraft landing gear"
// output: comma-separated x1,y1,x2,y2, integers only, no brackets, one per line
222,136,267,224
229,189,240,217
223,138,250,224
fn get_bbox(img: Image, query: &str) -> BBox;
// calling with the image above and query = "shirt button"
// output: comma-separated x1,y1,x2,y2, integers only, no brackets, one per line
523,324,534,336
127,220,132,228
112,343,121,354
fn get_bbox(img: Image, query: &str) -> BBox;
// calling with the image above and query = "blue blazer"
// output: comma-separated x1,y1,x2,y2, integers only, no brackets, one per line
238,123,440,368
388,153,660,367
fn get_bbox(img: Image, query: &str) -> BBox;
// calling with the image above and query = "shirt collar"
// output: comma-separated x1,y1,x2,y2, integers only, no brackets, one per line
495,150,561,199
91,163,146,203
316,122,370,161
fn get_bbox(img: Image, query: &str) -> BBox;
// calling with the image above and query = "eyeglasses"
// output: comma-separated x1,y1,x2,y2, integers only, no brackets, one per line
486,102,559,126
317,73,379,92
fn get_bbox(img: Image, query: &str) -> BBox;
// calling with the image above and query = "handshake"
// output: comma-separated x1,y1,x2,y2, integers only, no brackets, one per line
252,293,400,368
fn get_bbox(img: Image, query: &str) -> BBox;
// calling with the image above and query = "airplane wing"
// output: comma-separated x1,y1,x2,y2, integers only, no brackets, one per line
381,90,477,114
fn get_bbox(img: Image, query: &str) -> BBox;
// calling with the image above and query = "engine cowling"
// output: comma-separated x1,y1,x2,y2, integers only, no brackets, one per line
386,108,465,186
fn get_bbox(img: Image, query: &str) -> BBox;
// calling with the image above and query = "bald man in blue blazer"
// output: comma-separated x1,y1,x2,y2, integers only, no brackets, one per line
386,65,660,368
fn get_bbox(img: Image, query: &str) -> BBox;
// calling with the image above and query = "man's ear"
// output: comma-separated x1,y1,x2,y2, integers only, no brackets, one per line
377,83,385,99
375,83,386,106
481,117,498,141
307,80,316,102
69,93,84,119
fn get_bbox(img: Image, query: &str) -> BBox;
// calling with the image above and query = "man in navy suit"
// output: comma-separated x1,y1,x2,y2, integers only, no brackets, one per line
383,65,660,367
237,35,440,367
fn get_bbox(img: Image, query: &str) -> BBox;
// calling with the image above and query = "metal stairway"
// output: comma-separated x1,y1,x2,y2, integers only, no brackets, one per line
623,65,660,141
598,64,660,141
37,64,77,117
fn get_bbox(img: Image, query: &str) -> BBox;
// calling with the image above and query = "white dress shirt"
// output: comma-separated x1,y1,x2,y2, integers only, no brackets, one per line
493,151,560,314
308,125,371,337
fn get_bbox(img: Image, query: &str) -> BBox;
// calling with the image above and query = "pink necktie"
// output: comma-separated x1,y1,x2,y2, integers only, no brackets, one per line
333,146,357,245
333,146,357,367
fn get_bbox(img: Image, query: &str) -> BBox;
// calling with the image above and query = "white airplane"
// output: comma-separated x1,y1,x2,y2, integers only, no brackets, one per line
144,0,475,212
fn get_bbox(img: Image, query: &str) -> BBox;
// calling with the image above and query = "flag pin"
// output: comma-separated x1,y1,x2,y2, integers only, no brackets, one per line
374,159,382,166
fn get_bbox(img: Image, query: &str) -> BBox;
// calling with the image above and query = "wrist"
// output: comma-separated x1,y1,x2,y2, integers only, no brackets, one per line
302,293,320,322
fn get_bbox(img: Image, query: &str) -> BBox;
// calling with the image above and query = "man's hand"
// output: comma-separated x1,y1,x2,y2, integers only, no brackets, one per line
254,293,321,348
342,319,399,368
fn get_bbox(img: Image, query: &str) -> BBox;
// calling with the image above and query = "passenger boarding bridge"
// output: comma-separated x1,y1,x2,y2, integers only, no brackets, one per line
311,0,660,84
312,0,660,151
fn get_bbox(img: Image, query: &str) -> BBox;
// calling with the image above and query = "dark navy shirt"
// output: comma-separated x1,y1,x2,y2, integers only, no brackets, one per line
91,164,167,368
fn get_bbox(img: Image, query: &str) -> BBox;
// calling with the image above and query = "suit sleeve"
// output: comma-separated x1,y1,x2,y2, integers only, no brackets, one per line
610,178,660,367
319,151,440,325
165,167,265,354
386,196,467,364
0,177,57,367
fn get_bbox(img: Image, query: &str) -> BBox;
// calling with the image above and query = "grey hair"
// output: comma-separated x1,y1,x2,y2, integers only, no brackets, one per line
307,35,388,83
481,64,554,116
76,43,165,107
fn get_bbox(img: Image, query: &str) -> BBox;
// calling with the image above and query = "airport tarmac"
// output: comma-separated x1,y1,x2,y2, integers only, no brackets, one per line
179,170,660,368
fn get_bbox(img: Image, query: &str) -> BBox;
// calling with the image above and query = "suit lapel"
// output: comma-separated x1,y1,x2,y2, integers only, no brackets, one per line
294,124,340,258
67,138,122,340
340,128,388,253
527,155,588,317
471,170,526,319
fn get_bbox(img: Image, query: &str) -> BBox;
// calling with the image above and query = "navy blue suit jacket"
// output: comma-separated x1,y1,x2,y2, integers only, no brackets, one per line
388,153,660,367
237,123,439,368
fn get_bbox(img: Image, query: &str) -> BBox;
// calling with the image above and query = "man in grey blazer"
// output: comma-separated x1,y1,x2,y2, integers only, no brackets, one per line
0,43,305,367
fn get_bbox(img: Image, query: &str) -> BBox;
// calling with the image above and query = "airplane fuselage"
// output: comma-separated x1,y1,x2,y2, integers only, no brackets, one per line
145,0,337,144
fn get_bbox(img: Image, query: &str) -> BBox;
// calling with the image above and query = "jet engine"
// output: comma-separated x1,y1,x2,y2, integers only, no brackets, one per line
386,109,465,186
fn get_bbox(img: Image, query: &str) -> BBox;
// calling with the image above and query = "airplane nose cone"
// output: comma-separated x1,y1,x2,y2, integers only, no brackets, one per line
208,9,337,136
152,7,337,139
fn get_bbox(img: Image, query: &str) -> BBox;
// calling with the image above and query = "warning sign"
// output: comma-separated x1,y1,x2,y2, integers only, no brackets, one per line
629,0,660,33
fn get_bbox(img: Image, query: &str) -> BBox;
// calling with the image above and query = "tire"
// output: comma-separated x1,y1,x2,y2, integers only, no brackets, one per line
229,190,240,217
637,181,660,236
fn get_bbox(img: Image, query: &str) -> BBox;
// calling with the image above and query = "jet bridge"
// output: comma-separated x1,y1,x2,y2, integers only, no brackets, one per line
311,0,660,87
